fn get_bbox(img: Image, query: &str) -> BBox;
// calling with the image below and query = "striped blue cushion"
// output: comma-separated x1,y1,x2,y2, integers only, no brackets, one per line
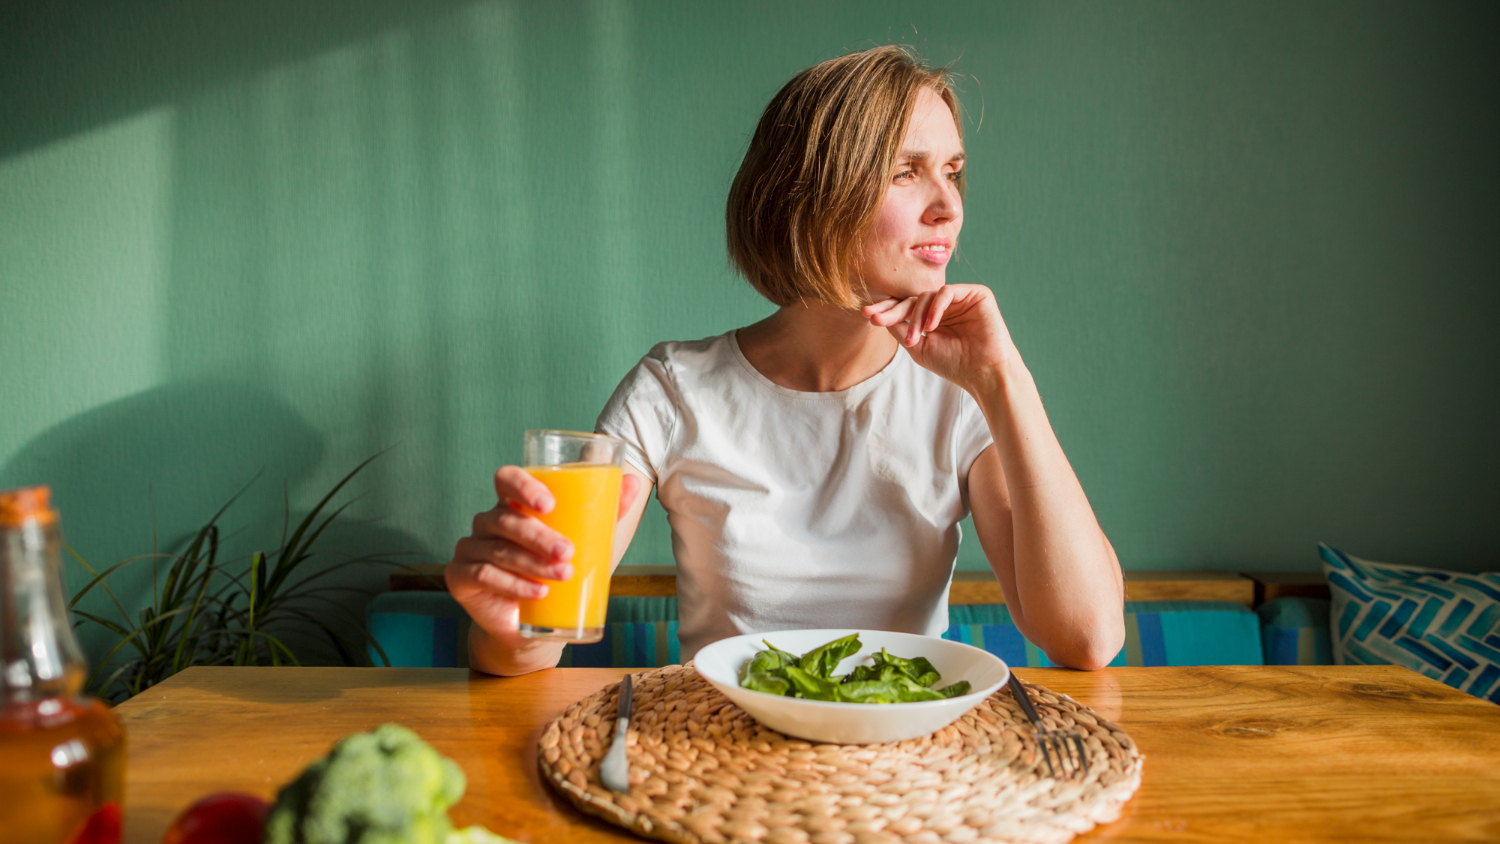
558,621,680,667
944,601,1263,667
368,593,1266,669
367,593,679,668
1321,543,1500,702
367,591,472,668
1257,597,1334,665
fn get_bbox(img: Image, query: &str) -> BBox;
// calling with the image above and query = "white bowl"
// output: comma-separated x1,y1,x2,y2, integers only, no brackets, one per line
693,628,1010,745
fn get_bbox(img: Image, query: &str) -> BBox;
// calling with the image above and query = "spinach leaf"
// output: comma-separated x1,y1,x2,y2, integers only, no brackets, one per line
763,640,800,666
832,680,907,703
796,633,861,679
874,649,940,684
782,665,841,701
746,645,793,678
742,671,792,696
736,634,973,704
846,663,903,684
936,680,972,698
836,678,946,703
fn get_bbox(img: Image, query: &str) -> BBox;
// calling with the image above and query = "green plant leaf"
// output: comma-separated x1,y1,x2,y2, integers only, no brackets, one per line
67,553,168,610
267,450,387,595
63,544,139,628
247,551,263,632
70,452,389,689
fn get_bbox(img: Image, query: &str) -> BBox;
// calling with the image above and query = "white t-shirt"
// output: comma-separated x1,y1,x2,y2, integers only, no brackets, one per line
595,331,995,660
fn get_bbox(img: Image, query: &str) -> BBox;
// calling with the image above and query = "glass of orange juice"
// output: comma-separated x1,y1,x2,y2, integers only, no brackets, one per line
516,430,626,644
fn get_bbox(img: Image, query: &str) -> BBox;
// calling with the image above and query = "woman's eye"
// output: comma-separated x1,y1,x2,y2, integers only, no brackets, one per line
894,169,915,182
947,170,964,182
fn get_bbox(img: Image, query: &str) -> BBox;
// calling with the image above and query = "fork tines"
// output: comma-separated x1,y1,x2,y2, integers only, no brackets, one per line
1007,673,1090,780
1038,729,1089,779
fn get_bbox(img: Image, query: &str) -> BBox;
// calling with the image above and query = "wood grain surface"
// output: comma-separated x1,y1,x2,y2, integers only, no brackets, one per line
114,665,1500,843
389,565,1257,607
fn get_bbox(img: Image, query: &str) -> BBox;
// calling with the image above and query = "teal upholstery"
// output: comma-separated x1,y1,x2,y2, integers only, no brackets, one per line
1257,597,1333,665
366,591,678,668
368,593,1264,669
945,601,1263,667
1321,543,1500,703
557,597,680,668
368,590,473,667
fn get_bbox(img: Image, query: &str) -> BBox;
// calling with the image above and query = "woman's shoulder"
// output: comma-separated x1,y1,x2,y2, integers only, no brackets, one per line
641,331,733,362
633,331,740,381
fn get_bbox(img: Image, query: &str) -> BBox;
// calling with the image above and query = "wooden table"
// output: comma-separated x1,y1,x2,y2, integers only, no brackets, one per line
115,665,1500,843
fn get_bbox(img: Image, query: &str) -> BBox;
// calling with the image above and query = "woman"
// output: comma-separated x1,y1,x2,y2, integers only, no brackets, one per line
448,46,1125,676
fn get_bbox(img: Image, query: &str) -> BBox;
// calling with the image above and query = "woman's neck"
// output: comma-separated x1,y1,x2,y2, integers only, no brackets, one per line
735,302,899,393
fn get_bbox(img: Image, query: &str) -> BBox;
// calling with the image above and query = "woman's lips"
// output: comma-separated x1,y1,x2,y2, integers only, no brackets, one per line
912,243,952,264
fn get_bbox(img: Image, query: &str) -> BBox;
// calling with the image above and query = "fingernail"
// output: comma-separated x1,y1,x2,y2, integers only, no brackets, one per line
532,583,548,598
534,497,553,513
554,542,574,561
553,564,574,581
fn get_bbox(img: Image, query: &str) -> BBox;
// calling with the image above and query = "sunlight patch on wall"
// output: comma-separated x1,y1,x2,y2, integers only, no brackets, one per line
0,107,173,467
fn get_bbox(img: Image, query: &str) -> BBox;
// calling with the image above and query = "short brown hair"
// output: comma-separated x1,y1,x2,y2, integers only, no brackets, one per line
726,46,963,309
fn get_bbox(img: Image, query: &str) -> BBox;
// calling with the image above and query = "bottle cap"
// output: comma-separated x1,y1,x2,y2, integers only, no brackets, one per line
0,485,59,528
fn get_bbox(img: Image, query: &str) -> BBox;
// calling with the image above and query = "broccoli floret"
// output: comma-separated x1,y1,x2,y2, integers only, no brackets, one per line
262,723,467,844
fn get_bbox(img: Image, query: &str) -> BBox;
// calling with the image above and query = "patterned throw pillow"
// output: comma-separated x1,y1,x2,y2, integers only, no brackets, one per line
1320,543,1500,702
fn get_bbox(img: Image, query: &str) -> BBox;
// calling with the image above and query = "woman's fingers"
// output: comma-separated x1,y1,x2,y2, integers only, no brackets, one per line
472,507,573,562
865,297,916,328
923,287,955,333
907,293,938,345
866,293,952,344
470,555,550,599
460,533,571,582
494,465,555,513
861,297,905,318
444,554,539,639
449,552,547,600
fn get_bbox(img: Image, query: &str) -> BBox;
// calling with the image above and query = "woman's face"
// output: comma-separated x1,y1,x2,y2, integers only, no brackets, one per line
855,87,965,302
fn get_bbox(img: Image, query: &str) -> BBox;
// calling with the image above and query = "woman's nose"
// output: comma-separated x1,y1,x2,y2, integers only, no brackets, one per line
923,179,962,225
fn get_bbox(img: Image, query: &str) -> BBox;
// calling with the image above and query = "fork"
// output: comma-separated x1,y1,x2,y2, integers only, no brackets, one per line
1008,673,1089,779
600,673,633,793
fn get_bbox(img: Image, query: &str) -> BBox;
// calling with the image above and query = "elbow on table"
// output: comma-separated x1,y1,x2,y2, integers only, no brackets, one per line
1044,619,1126,672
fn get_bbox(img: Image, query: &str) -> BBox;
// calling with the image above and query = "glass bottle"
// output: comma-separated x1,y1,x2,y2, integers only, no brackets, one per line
1,486,126,844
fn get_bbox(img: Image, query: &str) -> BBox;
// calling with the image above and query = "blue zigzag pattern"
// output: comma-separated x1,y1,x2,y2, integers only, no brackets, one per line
1321,543,1500,703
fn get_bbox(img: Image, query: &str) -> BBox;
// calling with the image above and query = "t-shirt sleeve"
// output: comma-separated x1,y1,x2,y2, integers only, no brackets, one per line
956,389,995,487
595,346,679,484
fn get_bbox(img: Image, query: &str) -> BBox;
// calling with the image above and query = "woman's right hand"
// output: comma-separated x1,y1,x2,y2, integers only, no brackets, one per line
446,466,640,649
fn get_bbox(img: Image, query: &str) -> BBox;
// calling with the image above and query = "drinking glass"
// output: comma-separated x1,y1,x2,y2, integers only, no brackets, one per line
516,430,625,643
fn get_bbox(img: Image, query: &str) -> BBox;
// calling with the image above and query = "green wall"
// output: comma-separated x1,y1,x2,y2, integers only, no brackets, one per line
3,1,1497,662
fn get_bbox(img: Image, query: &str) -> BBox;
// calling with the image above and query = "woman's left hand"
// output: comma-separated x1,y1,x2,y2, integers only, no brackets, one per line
862,283,1014,393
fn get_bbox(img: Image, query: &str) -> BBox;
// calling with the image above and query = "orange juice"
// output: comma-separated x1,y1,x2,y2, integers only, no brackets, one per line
517,464,622,638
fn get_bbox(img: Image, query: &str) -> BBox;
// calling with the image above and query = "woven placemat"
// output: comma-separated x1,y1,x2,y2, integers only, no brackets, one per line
539,663,1143,844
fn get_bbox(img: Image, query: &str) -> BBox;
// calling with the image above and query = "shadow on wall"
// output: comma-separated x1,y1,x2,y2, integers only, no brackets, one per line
0,379,433,667
0,0,474,160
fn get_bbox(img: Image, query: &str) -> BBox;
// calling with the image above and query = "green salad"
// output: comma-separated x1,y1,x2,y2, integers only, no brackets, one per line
738,633,972,703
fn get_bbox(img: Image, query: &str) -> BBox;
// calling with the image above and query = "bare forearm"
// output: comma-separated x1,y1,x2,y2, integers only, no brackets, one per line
971,357,1124,667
